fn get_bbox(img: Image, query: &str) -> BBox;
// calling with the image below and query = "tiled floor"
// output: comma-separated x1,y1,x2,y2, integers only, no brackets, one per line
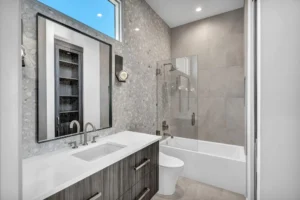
152,177,245,200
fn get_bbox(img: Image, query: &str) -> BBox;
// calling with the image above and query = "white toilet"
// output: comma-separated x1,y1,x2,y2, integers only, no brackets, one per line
158,152,184,195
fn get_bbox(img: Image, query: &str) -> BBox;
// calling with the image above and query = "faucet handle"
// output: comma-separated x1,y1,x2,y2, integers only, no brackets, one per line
91,135,99,143
68,141,78,149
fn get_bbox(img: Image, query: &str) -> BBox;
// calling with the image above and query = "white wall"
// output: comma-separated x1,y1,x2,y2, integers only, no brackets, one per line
44,19,101,138
245,0,255,199
0,0,22,199
258,0,300,199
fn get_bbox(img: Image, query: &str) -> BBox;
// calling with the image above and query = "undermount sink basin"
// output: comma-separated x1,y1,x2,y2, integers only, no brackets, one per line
72,142,126,162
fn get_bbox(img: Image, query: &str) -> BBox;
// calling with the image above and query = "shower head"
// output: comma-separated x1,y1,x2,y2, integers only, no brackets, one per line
164,63,177,72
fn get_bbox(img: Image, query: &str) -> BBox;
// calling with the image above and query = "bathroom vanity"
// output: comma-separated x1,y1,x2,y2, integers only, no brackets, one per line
23,13,160,200
23,132,161,200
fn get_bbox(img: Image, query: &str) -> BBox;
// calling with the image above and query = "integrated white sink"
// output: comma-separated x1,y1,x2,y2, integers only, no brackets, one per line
72,142,126,162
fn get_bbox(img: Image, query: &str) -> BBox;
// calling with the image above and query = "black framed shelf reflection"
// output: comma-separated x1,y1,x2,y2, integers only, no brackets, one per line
59,77,79,81
60,110,79,114
60,95,79,98
55,39,83,137
37,13,113,143
59,60,79,66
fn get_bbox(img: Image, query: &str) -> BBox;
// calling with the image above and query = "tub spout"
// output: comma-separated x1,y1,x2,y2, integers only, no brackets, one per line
163,132,174,139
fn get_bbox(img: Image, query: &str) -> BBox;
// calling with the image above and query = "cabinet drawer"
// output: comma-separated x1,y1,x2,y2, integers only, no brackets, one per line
117,189,132,200
45,141,159,200
132,174,150,200
149,142,159,170
46,170,103,200
134,142,159,183
149,167,159,198
102,153,136,200
132,166,158,200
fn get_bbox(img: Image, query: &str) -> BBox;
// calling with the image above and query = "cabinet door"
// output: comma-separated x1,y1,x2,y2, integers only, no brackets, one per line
102,154,136,200
149,142,159,171
119,153,136,196
45,190,64,200
134,142,159,184
131,167,159,200
149,167,159,199
102,164,114,200
132,173,151,200
135,146,150,183
90,170,104,200
117,189,132,200
46,170,103,200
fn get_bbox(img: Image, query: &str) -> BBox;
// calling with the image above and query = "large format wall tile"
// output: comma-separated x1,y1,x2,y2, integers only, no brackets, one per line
226,67,245,98
198,97,227,142
198,69,211,97
209,68,229,97
226,98,245,132
198,66,244,99
172,9,245,146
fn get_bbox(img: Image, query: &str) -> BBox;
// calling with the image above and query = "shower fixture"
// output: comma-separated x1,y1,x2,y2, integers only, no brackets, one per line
115,55,128,82
164,63,177,72
162,120,169,131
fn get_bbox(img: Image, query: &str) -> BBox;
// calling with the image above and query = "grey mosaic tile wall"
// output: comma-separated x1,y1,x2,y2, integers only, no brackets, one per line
22,0,171,158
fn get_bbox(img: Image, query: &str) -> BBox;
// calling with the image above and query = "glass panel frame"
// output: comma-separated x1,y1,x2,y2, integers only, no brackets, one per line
156,56,198,151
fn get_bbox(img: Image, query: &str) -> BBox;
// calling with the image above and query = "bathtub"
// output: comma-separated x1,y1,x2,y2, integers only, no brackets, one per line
160,137,246,195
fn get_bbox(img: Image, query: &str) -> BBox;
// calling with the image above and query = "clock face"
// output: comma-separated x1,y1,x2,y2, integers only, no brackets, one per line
119,71,128,81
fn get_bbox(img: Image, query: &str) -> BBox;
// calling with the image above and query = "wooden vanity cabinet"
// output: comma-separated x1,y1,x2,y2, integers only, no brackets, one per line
46,170,103,200
46,142,159,200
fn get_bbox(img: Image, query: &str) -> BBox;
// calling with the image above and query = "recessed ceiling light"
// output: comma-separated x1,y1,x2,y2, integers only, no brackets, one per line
196,7,202,12
97,13,102,17
135,28,140,31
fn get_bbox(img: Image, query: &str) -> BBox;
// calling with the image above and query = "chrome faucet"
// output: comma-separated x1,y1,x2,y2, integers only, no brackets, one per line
68,141,78,149
83,122,96,145
70,120,81,134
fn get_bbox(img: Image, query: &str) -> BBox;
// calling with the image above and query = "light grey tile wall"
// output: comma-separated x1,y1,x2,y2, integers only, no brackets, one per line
171,9,244,146
22,0,171,158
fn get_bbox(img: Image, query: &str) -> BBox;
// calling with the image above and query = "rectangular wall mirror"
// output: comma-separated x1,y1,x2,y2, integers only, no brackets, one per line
37,14,112,143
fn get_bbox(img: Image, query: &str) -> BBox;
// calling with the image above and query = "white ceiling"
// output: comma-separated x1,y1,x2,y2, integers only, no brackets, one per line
145,0,244,28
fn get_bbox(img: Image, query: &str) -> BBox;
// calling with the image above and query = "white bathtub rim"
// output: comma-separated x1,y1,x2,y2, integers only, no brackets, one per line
160,137,246,163
161,144,245,162
159,152,184,168
161,136,244,149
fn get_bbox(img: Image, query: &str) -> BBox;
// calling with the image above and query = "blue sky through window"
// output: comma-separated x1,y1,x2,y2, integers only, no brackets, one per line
39,0,115,38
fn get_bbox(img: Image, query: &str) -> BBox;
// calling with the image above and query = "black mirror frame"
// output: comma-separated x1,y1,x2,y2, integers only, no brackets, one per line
36,13,113,143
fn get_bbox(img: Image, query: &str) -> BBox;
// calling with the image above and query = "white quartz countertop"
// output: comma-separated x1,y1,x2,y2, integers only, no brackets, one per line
23,131,161,200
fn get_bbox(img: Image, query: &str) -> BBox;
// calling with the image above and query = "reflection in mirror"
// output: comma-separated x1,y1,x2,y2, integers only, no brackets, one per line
37,14,112,142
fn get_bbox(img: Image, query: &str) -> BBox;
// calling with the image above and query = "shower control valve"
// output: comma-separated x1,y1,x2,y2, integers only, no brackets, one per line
162,121,169,131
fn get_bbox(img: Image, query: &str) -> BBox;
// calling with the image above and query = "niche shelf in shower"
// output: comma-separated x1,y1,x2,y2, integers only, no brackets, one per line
60,95,79,98
59,60,79,66
55,39,83,137
59,77,79,81
59,110,79,114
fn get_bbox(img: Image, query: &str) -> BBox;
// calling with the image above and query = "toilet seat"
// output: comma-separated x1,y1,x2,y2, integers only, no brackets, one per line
158,152,184,195
159,152,184,168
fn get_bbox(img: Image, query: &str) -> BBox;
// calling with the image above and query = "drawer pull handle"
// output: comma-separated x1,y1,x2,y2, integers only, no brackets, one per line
88,192,102,200
134,159,150,171
138,188,150,200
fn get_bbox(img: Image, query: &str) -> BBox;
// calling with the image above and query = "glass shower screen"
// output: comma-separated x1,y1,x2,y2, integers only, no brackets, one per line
156,55,198,151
